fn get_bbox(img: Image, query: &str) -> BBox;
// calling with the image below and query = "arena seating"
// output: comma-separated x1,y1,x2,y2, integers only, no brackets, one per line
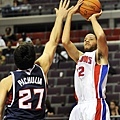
2,0,120,17
14,28,120,47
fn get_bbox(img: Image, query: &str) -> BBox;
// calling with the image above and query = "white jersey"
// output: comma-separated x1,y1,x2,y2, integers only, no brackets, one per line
74,50,109,102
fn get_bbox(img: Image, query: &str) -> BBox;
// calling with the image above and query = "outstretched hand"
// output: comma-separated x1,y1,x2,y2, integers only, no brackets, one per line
54,0,74,19
68,0,83,15
87,10,102,21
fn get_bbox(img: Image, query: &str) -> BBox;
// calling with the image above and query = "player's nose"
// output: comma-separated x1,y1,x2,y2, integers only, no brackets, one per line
85,39,89,42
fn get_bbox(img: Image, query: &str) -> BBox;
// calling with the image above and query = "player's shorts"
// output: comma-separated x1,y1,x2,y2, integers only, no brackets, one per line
69,99,110,120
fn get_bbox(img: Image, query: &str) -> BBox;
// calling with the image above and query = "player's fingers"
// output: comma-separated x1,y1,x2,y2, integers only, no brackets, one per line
65,0,70,9
72,1,81,12
67,6,74,12
75,0,83,11
100,10,102,14
59,0,63,9
62,0,67,8
77,0,83,5
97,10,102,17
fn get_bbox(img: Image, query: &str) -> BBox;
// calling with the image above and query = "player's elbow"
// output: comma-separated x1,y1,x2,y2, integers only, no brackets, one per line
97,32,106,41
62,38,69,46
62,41,68,49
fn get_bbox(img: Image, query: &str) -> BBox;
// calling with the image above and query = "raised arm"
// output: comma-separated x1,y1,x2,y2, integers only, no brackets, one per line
62,0,83,63
35,0,72,75
88,11,108,64
0,76,12,120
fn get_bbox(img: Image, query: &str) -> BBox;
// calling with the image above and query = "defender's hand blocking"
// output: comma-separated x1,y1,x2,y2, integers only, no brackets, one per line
54,0,73,19
68,0,83,15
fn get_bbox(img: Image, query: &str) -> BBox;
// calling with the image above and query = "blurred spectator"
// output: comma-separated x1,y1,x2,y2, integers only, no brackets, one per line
61,50,68,60
53,45,68,63
34,38,44,57
2,27,17,43
19,0,32,15
45,99,55,116
21,32,32,42
16,38,23,46
13,0,20,7
20,0,31,8
2,40,15,57
16,32,32,46
0,36,6,48
1,0,32,17
13,0,18,7
109,100,120,116
0,49,6,65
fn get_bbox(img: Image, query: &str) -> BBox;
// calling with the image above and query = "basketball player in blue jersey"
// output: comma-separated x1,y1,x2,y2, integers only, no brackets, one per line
62,0,110,120
0,0,73,119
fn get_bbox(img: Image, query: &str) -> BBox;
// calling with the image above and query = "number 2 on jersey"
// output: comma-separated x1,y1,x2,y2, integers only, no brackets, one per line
19,89,44,109
78,66,84,76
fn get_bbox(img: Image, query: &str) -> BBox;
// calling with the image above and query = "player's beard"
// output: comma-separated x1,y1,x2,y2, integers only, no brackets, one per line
84,44,97,52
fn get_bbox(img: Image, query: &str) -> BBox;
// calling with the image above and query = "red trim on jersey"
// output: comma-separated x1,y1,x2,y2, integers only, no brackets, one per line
95,99,102,120
6,91,13,105
74,93,78,101
94,64,101,98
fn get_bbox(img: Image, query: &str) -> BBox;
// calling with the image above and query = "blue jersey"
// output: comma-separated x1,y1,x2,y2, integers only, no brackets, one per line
4,64,47,120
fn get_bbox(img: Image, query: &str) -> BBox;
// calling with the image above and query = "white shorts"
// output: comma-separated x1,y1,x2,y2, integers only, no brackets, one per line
69,99,110,120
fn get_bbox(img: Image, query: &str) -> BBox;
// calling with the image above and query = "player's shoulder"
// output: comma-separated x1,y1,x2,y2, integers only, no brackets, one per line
1,75,12,82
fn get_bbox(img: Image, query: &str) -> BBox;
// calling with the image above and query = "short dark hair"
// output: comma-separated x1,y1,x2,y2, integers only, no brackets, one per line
14,42,36,70
87,30,97,40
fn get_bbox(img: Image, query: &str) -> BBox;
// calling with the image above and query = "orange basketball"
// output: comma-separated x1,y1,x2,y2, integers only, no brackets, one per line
79,0,101,19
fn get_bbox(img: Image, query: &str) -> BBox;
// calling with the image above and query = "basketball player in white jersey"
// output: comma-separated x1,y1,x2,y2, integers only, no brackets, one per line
62,0,110,120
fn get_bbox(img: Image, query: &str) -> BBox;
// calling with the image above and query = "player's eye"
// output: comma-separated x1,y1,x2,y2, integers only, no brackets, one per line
89,38,93,41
